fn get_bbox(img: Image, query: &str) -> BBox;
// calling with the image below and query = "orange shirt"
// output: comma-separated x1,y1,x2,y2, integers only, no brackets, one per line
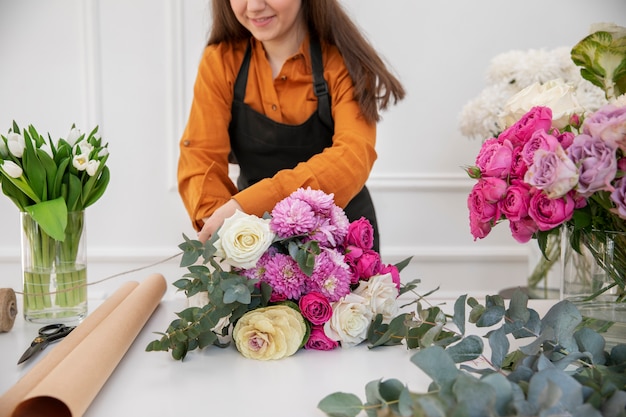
178,36,377,230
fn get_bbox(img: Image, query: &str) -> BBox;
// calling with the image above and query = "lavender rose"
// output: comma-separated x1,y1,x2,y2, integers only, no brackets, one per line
567,133,618,197
610,178,626,219
582,104,626,151
524,146,579,198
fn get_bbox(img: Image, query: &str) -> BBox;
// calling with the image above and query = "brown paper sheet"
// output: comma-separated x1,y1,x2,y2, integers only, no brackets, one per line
0,273,166,417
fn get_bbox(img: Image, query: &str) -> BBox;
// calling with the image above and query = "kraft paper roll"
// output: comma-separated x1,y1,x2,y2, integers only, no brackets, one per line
0,273,167,417
0,288,17,332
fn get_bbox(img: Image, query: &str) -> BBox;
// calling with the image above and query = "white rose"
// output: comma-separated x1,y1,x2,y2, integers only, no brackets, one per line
324,293,373,348
213,210,275,269
499,79,584,129
352,273,399,324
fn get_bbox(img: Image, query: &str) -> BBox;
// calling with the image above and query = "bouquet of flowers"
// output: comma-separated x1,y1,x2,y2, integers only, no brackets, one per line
147,187,415,360
466,23,626,302
0,122,110,317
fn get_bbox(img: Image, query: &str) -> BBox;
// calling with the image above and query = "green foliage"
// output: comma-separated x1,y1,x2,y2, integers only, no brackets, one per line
319,289,626,417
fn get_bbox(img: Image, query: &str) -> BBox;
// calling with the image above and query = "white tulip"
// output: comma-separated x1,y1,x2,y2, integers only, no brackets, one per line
40,143,54,158
6,132,25,157
86,159,100,176
66,127,82,146
72,154,89,171
0,139,8,158
98,147,109,158
1,160,23,178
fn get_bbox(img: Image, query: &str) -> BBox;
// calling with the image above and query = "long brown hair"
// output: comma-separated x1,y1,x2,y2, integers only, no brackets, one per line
207,0,405,123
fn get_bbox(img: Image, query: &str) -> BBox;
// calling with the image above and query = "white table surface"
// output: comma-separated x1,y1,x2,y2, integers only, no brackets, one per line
0,294,557,417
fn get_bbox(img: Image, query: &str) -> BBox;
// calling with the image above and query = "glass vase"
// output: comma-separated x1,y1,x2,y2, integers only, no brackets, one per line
21,211,88,323
527,230,561,299
560,227,626,348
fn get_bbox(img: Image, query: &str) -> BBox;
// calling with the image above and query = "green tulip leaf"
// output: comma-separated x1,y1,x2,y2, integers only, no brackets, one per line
25,197,68,241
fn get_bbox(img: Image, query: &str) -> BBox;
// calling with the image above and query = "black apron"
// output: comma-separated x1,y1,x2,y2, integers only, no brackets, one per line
228,37,380,252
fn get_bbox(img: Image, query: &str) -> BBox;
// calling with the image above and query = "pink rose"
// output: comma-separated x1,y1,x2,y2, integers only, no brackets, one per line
478,177,508,203
555,130,575,149
618,157,626,172
475,137,514,178
345,217,374,250
583,104,626,151
528,191,575,231
509,217,538,243
499,180,531,222
353,249,382,280
305,325,338,351
299,292,333,325
379,263,401,289
567,133,618,197
500,106,553,145
524,146,579,198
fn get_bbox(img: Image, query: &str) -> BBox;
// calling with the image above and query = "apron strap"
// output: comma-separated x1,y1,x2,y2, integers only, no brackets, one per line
309,37,334,132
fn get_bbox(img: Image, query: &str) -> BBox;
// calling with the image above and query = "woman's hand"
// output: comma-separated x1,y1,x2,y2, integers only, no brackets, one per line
198,199,243,242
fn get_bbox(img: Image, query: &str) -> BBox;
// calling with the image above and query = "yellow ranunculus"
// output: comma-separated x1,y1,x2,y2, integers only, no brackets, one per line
233,305,306,360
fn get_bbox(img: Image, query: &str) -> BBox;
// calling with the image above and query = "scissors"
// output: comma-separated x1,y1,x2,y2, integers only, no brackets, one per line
17,323,75,365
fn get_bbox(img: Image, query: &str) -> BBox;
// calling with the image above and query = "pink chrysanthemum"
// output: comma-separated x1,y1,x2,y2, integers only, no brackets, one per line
307,248,351,302
261,252,308,300
270,198,319,238
290,187,335,214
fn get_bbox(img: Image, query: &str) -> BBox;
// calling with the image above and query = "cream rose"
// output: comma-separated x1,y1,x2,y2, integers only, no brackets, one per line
324,293,373,348
499,79,584,129
352,273,400,324
213,210,275,269
233,305,306,360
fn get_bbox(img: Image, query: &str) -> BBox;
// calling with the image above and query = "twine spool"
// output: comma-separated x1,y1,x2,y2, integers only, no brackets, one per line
0,288,17,332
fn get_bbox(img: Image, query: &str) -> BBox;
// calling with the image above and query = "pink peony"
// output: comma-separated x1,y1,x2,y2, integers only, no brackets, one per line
528,191,575,231
467,182,500,224
475,137,514,179
499,106,553,146
509,217,538,243
499,180,531,222
305,326,338,351
299,292,333,325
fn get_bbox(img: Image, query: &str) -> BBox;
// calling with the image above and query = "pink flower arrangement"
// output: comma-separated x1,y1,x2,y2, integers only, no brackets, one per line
467,103,626,245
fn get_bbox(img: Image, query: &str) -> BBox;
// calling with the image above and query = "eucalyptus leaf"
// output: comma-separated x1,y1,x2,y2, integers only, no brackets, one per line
318,392,363,417
445,335,483,363
488,327,510,369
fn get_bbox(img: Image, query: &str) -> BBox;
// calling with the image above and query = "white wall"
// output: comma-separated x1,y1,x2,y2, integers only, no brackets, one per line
0,0,624,300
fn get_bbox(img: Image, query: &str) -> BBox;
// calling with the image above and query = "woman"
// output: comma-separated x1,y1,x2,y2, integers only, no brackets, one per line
178,0,405,251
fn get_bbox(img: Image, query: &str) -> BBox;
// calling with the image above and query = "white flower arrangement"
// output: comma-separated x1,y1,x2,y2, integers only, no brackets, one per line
458,47,608,139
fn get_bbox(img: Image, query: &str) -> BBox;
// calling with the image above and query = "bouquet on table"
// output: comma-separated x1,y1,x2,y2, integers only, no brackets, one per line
465,23,626,302
147,187,415,360
0,122,110,317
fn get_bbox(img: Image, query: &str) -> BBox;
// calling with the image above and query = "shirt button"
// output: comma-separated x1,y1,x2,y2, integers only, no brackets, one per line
271,104,277,111
280,75,287,81
183,140,190,146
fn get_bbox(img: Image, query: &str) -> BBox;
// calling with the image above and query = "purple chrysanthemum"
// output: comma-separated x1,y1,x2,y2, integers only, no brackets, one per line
261,253,308,300
307,248,351,302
